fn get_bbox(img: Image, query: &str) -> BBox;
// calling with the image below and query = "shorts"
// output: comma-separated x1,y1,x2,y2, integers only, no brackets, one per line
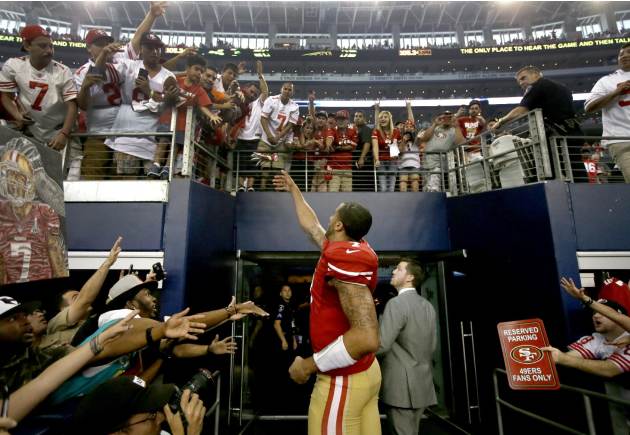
114,152,151,176
256,140,287,170
398,166,421,174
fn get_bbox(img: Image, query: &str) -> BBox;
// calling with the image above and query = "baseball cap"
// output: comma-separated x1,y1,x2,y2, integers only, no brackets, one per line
20,25,51,43
597,299,628,315
73,376,176,434
85,29,114,46
335,110,350,120
106,275,158,309
140,32,165,47
0,296,25,320
599,277,630,314
19,25,51,52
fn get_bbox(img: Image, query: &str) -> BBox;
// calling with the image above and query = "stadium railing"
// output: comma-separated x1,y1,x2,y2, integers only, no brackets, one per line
493,368,630,435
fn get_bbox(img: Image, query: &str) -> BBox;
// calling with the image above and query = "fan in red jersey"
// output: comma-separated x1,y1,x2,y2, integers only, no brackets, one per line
273,170,381,434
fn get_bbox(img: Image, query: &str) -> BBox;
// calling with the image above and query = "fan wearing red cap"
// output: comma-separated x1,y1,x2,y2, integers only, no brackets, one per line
0,25,81,177
327,109,358,192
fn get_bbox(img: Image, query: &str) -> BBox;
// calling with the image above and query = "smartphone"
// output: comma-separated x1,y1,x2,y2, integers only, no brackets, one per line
1,384,9,418
152,262,165,281
88,64,107,80
138,68,149,80
128,264,134,275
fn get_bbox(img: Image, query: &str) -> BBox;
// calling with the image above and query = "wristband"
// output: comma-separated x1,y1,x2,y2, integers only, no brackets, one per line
313,336,357,373
145,327,157,347
89,336,103,355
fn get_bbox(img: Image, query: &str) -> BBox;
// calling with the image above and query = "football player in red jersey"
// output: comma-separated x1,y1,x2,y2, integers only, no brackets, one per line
273,170,381,435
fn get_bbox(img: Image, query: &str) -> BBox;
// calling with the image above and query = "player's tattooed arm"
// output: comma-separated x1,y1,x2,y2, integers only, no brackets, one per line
48,235,68,278
333,279,379,359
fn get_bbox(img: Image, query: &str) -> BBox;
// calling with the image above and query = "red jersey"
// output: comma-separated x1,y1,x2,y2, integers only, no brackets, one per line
456,116,484,152
328,127,358,170
371,128,401,161
0,201,63,284
310,239,378,376
159,76,212,131
583,159,599,184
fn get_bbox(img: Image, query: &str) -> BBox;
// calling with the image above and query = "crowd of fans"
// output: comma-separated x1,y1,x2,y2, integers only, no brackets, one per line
0,2,628,191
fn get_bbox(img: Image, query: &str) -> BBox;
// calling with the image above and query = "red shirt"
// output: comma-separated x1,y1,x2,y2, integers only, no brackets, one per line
456,116,484,152
0,201,62,284
371,128,401,161
310,239,378,376
328,127,358,170
159,76,212,131
583,159,598,184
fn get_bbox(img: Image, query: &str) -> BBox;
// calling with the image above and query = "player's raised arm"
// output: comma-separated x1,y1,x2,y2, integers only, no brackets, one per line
273,170,325,249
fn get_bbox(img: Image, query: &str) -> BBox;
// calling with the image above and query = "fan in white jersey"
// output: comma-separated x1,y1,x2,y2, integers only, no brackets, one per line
585,42,630,183
102,33,176,176
236,61,269,191
0,25,81,179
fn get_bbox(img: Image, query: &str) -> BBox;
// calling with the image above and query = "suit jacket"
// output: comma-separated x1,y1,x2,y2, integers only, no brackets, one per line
376,289,437,409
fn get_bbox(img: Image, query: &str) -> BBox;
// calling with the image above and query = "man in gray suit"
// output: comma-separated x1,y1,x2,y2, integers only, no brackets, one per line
377,258,437,435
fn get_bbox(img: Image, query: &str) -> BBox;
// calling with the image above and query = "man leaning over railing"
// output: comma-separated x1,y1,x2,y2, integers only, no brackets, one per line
585,42,630,183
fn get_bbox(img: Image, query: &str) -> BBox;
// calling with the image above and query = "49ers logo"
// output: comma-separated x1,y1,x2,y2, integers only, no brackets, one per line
509,345,544,364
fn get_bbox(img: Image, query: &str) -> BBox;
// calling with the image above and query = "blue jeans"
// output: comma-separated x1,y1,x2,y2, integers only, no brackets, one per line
377,160,397,192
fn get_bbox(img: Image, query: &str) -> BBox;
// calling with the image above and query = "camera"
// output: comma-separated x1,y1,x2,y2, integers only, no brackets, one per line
152,262,165,281
169,369,214,425
88,64,107,80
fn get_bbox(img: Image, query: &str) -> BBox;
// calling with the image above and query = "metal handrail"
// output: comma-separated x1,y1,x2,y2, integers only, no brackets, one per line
493,368,630,435
205,370,222,435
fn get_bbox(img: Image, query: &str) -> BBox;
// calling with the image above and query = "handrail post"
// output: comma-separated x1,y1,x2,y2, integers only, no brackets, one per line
215,372,221,435
168,106,177,181
560,137,574,183
181,106,194,178
549,136,564,181
493,371,505,435
582,394,596,435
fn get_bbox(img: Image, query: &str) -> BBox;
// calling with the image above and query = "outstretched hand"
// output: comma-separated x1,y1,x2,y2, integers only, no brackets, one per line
165,308,207,340
236,300,269,317
272,170,297,192
208,334,237,355
105,236,123,266
560,277,587,301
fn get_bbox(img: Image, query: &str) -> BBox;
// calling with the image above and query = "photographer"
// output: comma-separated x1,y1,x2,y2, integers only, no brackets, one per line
72,376,206,435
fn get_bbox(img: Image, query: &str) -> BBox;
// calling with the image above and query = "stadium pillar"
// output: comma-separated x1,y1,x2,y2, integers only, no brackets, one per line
563,11,579,41
268,23,277,49
482,26,493,46
109,6,121,41
70,16,80,39
600,3,619,33
329,22,338,49
392,23,400,49
521,19,532,40
455,24,465,47
204,21,213,48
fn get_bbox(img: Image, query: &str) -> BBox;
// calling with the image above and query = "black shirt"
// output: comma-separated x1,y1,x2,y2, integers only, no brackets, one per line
353,124,373,161
275,300,295,340
519,77,577,128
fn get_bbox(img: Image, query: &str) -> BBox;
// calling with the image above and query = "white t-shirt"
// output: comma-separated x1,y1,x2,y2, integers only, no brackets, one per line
260,95,299,146
98,308,140,328
0,56,77,142
585,69,630,146
568,331,630,373
238,96,264,141
105,60,175,160
73,42,139,133
398,140,421,169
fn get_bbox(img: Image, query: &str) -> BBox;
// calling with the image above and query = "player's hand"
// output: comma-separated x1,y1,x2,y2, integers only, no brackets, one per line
273,170,298,192
357,157,365,168
616,80,630,92
235,300,269,317
559,277,587,302
0,416,17,434
134,76,151,97
607,335,630,348
48,131,69,151
150,1,167,17
281,338,289,351
255,60,264,76
164,308,206,340
374,159,381,169
288,356,316,384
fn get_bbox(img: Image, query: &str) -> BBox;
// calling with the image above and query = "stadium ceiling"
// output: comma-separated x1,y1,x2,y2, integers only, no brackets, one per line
5,1,630,34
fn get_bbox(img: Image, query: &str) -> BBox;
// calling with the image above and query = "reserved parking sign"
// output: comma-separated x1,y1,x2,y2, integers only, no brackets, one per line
497,318,560,390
